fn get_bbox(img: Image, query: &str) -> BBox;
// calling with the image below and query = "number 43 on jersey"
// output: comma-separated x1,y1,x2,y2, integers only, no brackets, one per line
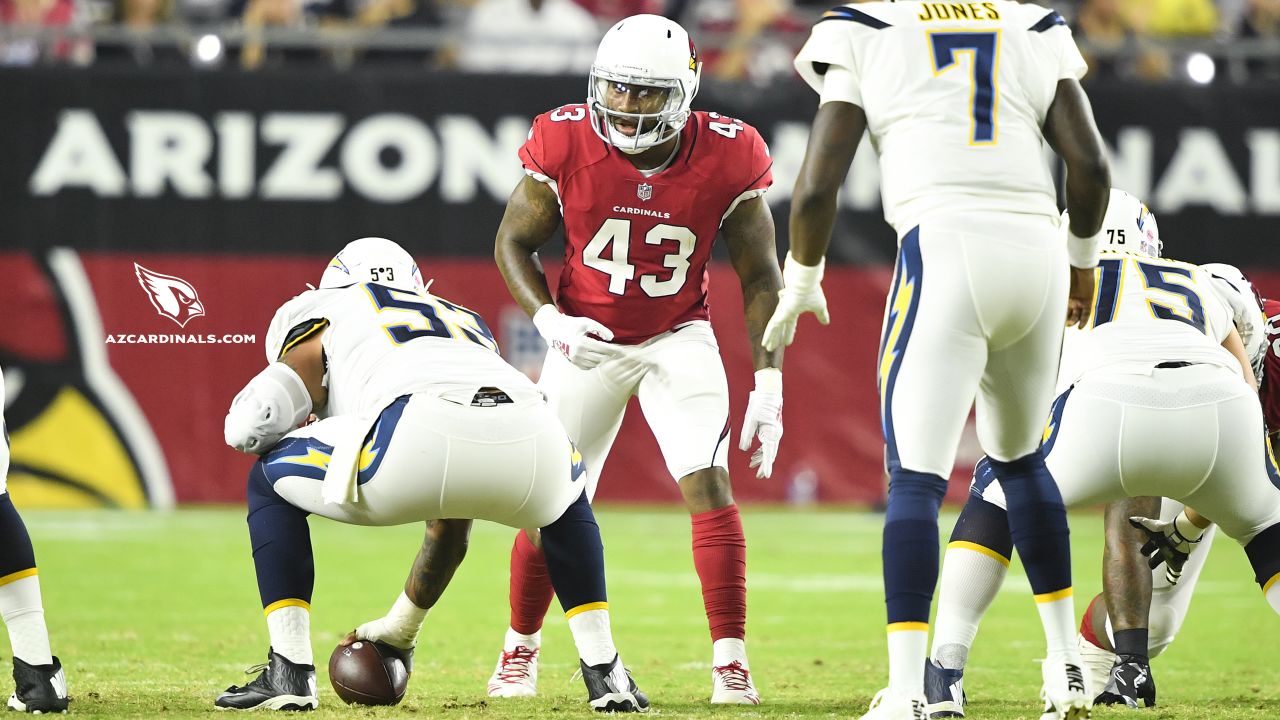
583,218,697,298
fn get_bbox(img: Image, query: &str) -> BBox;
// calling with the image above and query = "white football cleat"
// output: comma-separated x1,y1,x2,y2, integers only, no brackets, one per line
1039,654,1092,720
486,645,539,698
860,689,926,720
1077,633,1115,699
710,661,760,704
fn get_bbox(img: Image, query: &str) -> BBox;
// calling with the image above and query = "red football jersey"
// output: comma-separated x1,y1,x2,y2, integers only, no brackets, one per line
1262,298,1280,431
519,104,773,344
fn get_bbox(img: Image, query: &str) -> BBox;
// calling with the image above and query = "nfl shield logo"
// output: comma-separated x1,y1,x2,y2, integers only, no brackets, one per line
637,183,653,201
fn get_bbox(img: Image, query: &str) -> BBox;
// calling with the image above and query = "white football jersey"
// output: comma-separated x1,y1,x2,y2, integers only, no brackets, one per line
794,1,1087,234
264,284,538,417
1057,255,1239,389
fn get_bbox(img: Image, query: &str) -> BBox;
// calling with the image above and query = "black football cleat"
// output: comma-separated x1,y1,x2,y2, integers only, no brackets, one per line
8,656,69,714
215,649,318,711
924,658,965,718
1093,654,1156,708
579,655,648,713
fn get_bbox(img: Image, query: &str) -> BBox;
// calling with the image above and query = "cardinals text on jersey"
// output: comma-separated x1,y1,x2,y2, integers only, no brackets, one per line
520,106,773,344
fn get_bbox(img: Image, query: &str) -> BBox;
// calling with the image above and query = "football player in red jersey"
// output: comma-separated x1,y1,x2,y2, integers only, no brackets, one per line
489,14,783,705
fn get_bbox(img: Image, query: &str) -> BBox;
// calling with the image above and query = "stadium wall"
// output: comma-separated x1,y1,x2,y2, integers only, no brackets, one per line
2,68,1277,507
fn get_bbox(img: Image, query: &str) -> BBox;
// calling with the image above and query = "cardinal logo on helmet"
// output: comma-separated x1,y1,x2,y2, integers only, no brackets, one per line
134,263,206,328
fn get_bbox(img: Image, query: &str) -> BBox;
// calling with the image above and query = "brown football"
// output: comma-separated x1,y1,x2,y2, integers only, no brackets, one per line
328,641,409,706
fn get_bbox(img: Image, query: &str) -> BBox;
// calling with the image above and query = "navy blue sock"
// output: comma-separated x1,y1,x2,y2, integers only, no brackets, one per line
990,452,1071,595
0,494,36,578
1244,522,1280,591
540,491,606,614
884,470,948,624
949,490,1014,562
246,461,314,609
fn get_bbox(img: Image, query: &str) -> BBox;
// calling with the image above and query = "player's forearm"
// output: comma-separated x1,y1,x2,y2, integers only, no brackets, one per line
1044,80,1110,240
742,278,783,370
403,519,472,610
789,102,864,266
495,239,556,318
788,191,838,267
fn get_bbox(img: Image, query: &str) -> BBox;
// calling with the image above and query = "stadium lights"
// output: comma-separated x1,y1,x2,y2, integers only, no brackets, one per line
1186,52,1215,84
194,34,224,66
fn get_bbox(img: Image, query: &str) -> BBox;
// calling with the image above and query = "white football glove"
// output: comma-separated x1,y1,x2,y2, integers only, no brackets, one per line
532,304,621,370
223,362,312,454
738,369,783,478
762,252,830,352
352,591,428,651
1128,511,1207,585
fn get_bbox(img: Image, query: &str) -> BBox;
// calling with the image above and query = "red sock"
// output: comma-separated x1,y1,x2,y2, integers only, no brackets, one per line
691,504,747,642
509,531,555,636
1079,592,1105,648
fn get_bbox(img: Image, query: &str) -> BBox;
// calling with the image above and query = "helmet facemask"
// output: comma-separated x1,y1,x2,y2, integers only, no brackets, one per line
588,69,695,154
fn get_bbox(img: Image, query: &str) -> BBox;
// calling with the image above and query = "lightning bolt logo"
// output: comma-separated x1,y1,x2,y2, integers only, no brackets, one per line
879,271,917,413
1041,413,1058,446
273,446,332,471
358,433,380,472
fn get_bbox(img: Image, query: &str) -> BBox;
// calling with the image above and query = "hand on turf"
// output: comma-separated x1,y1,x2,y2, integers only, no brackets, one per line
532,305,620,370
1129,515,1197,585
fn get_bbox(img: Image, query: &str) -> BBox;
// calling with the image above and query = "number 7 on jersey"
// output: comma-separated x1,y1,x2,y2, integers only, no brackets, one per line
928,31,999,145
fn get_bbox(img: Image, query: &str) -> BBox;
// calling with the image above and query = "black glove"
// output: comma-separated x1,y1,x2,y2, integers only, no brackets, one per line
1128,515,1203,585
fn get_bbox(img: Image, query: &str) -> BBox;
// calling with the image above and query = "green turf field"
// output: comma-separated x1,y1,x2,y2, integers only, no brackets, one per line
14,507,1279,718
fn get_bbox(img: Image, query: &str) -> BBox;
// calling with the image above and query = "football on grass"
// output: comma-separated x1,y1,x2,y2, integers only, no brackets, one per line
328,641,409,706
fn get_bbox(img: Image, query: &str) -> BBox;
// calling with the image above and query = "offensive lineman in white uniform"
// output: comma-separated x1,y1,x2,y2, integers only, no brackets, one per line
216,238,647,712
928,190,1280,715
0,370,69,714
767,3,1112,718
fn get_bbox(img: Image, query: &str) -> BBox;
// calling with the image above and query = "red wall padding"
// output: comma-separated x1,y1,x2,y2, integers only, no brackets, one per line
10,251,1280,506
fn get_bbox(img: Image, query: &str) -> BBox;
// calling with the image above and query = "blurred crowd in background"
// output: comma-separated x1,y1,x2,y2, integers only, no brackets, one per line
0,0,1277,81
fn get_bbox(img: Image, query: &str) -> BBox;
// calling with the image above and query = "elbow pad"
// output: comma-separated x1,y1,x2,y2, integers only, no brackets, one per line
224,362,313,454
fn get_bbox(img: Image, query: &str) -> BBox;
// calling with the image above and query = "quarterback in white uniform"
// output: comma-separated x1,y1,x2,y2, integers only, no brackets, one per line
930,191,1280,716
215,238,647,713
769,2,1113,718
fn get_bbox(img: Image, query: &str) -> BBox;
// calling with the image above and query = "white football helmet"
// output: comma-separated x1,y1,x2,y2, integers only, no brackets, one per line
1201,262,1267,380
1099,188,1161,258
588,14,701,154
319,237,424,293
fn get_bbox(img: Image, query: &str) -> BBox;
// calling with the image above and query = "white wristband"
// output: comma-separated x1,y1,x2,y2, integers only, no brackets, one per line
783,251,825,292
1174,510,1207,543
754,368,783,393
1067,229,1100,269
531,304,559,339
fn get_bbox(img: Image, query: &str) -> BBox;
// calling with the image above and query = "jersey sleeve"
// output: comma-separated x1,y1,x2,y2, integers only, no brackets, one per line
264,290,329,363
1025,6,1088,81
722,122,774,221
518,112,562,184
519,108,581,183
793,8,866,101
